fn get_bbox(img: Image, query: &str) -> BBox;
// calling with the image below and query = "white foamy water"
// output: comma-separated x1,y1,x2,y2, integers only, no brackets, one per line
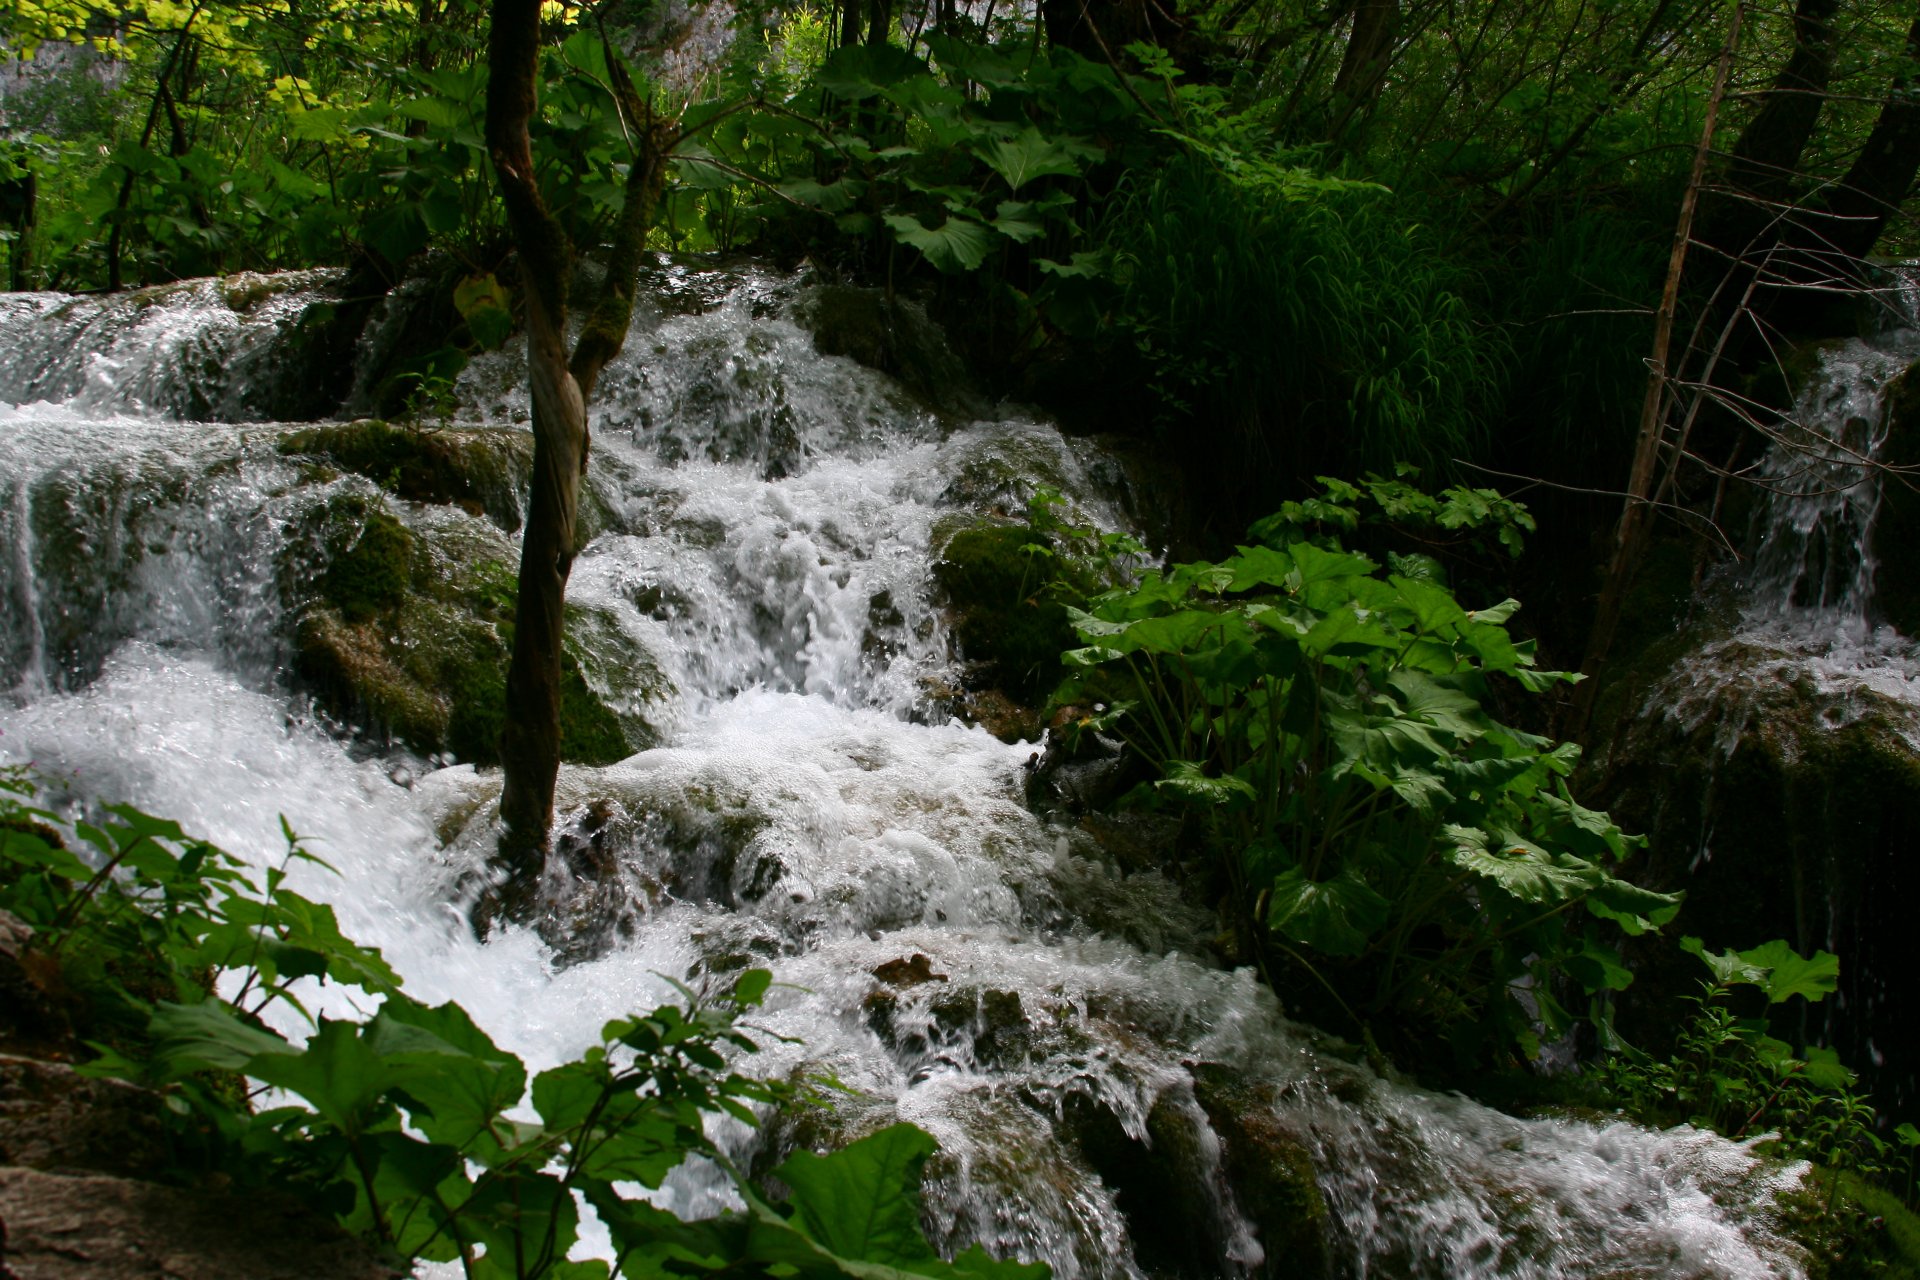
0,263,1813,1278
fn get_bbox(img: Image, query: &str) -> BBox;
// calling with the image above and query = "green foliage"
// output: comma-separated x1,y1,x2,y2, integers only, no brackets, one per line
1100,150,1506,484
0,770,1049,1279
1047,483,1672,1067
1599,939,1894,1191
1251,467,1538,561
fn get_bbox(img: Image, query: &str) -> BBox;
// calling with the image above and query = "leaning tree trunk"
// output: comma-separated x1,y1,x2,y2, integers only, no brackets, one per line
485,0,667,919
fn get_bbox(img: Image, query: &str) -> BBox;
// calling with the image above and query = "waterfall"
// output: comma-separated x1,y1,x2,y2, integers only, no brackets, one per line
0,262,1815,1278
1619,279,1920,1124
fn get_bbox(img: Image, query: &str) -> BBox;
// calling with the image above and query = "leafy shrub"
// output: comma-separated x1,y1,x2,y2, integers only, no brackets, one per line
0,770,1049,1280
1048,495,1675,1068
1100,150,1508,504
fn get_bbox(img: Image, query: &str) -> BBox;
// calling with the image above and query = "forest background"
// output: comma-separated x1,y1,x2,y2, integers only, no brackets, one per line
6,0,1920,1273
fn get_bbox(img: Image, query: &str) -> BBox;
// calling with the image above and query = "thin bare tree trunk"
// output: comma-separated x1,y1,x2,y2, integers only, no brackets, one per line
1573,1,1743,731
484,0,667,920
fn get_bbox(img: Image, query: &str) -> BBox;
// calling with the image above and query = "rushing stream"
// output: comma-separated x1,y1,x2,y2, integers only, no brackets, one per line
0,263,1817,1277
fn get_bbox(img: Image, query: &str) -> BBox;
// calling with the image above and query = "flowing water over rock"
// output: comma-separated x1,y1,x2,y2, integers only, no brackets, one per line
0,262,1815,1277
1603,292,1920,1119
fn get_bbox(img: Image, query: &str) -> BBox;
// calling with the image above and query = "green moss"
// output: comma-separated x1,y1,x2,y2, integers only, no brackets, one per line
1780,1170,1920,1279
278,420,532,532
1191,1063,1332,1278
286,493,653,766
932,520,1083,705
322,510,414,622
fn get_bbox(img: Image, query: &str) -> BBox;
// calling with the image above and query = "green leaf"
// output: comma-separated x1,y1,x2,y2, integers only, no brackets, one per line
883,213,995,273
1736,939,1841,1004
776,1123,940,1265
453,271,514,350
973,127,1086,192
1266,868,1390,957
1155,760,1257,806
815,44,930,99
1446,826,1599,904
151,1000,296,1075
1680,935,1771,987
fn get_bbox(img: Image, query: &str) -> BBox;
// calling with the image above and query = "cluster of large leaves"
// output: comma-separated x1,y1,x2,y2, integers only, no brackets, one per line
0,772,1047,1280
1054,522,1678,1059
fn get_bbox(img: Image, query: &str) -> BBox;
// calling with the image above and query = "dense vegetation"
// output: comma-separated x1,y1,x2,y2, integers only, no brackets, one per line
0,770,1050,1278
8,0,1920,1267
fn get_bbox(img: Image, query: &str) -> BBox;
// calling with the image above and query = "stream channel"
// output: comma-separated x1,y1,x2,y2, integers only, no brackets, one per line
0,260,1825,1278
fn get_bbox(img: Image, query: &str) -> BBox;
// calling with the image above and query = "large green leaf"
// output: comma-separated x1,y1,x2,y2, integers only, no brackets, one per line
371,997,526,1158
1446,826,1599,904
973,127,1086,192
1156,760,1257,806
815,44,931,99
777,1124,941,1265
151,999,297,1074
883,214,995,273
1266,868,1390,957
1737,939,1841,1004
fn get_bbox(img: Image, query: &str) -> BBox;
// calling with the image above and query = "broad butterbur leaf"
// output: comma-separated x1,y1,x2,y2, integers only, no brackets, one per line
1266,868,1390,957
1736,939,1841,1004
883,214,995,273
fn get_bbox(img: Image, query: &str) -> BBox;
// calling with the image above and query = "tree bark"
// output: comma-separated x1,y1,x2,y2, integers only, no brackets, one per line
1329,0,1399,138
484,0,668,920
1572,1,1743,734
1812,12,1920,262
1726,0,1839,204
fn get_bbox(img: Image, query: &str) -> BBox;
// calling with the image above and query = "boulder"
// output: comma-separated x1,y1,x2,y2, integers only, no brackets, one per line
277,420,532,533
284,493,665,766
0,1167,398,1280
0,1056,169,1180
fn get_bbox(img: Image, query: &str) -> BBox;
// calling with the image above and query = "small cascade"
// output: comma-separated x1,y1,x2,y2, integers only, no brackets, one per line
1610,284,1920,1122
0,262,1820,1278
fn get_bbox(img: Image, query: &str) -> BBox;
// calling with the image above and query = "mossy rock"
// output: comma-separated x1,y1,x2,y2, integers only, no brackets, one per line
284,493,660,766
278,420,532,533
1870,359,1920,635
1780,1170,1920,1279
932,517,1087,712
1191,1063,1332,1279
1592,648,1920,1120
797,283,973,412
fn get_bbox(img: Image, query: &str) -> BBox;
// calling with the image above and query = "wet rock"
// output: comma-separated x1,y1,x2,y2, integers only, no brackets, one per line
797,284,973,412
931,517,1083,718
1591,640,1920,1118
0,1056,169,1179
1191,1064,1332,1279
872,953,948,988
0,1166,398,1280
277,420,533,533
1054,1088,1254,1279
284,493,663,766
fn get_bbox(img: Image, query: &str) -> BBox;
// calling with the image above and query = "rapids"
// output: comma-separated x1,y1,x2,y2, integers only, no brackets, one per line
0,262,1815,1278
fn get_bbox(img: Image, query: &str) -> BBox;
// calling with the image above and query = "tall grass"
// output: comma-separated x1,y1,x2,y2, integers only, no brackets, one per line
1100,152,1509,513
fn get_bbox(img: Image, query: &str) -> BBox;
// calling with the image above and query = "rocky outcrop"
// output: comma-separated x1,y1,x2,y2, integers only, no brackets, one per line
0,1167,397,1280
282,491,667,766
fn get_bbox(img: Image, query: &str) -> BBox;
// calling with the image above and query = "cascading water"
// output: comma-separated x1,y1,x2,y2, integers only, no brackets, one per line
0,262,1816,1278
1619,282,1920,1122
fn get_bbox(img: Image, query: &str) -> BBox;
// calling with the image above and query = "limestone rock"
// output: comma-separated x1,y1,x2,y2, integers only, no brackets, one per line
0,1167,398,1280
0,1057,169,1180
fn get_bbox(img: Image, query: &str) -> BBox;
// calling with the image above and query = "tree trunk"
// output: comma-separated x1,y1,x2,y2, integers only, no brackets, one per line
483,0,668,920
1725,0,1838,204
1329,0,1398,138
487,0,585,897
1572,2,1743,734
1812,12,1920,262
